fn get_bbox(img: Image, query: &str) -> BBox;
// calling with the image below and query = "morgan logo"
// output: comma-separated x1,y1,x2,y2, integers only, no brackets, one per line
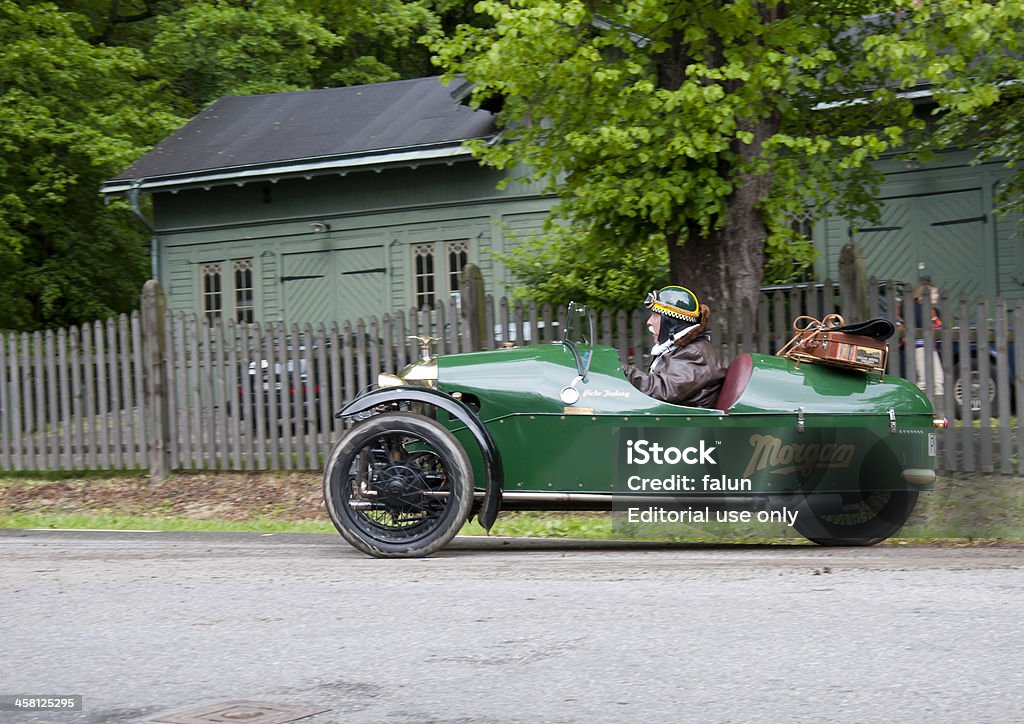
743,434,855,477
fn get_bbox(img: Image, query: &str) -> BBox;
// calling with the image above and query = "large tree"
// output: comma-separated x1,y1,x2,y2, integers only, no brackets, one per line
431,1,947,308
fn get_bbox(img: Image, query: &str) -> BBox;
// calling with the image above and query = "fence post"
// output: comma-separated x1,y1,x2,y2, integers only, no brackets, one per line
461,263,486,352
839,240,867,321
141,280,170,482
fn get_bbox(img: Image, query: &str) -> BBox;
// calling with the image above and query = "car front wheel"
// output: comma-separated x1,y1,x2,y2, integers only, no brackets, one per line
323,411,473,558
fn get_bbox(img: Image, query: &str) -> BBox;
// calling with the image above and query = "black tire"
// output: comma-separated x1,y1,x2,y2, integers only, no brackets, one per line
323,412,473,558
792,490,919,546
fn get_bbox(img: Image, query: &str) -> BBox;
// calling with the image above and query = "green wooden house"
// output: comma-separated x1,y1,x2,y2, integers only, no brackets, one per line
814,150,1023,302
104,76,1022,325
102,77,556,326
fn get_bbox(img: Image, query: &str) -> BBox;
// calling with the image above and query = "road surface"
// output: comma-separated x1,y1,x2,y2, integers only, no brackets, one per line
2,530,1022,723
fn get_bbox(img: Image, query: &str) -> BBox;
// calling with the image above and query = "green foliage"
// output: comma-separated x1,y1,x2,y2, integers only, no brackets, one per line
142,1,475,111
429,1,945,305
0,0,470,330
868,0,1024,214
0,1,181,330
500,217,670,309
297,0,439,87
147,0,343,110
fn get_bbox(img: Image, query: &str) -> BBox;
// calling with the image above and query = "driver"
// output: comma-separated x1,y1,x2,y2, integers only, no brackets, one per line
621,285,726,407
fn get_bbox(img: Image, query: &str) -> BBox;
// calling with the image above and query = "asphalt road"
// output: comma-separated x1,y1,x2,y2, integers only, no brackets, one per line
1,529,1022,724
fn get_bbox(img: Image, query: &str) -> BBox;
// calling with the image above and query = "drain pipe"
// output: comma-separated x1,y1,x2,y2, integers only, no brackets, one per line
127,180,159,280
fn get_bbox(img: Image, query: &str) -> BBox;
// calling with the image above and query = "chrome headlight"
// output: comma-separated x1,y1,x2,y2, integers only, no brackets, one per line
377,372,405,388
377,358,438,389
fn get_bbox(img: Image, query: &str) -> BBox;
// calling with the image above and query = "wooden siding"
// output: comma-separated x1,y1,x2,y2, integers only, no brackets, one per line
152,163,548,231
259,251,280,321
815,153,1021,301
994,203,1024,297
152,161,556,324
491,210,550,291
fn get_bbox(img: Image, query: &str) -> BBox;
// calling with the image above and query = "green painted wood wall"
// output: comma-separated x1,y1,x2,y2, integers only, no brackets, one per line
813,151,1023,301
151,161,556,325
151,151,1022,325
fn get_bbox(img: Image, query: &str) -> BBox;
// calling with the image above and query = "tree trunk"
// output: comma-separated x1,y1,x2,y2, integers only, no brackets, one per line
667,164,771,311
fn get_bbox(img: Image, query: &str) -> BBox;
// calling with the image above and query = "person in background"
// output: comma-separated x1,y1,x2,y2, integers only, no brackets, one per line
906,276,945,404
621,285,726,407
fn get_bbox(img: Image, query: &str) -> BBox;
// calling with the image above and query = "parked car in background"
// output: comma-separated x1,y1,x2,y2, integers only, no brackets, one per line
242,354,321,434
761,281,1015,417
941,334,1014,417
492,320,560,345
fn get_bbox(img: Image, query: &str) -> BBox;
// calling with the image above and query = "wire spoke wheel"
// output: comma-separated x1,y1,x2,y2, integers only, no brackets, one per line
323,412,473,558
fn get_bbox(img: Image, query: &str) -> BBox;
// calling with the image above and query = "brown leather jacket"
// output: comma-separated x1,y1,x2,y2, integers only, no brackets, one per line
621,336,726,408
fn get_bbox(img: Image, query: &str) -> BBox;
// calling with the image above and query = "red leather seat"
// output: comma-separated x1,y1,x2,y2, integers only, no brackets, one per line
715,352,753,411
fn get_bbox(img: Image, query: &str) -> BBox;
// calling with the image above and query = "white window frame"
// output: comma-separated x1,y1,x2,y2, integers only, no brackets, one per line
411,240,470,311
199,257,256,324
232,258,255,324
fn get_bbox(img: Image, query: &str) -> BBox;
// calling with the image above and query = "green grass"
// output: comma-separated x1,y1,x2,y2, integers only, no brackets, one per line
1,511,616,538
3,472,1024,543
8,509,1018,543
0,510,801,542
460,511,612,539
0,512,335,534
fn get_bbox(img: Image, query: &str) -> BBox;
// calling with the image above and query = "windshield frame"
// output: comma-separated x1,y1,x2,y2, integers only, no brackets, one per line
563,301,595,379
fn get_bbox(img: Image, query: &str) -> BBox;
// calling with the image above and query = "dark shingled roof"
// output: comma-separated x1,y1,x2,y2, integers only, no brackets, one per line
107,76,496,187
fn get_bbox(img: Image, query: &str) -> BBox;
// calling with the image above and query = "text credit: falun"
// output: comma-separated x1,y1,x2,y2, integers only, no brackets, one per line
621,438,800,527
624,438,750,492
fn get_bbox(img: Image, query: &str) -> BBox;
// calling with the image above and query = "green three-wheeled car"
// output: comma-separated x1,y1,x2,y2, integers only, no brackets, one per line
323,303,939,558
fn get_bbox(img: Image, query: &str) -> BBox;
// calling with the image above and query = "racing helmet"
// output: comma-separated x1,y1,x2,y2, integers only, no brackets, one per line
644,285,701,324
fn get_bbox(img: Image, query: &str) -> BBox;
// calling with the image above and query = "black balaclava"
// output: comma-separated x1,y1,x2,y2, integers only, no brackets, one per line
657,314,691,346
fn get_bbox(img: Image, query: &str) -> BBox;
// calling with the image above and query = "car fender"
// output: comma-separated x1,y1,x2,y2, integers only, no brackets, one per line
336,387,503,530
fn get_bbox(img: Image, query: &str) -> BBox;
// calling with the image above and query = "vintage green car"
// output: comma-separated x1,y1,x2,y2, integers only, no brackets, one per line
323,303,939,558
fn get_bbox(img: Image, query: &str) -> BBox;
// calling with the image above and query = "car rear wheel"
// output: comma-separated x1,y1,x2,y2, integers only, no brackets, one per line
952,362,997,417
792,490,919,546
323,412,473,558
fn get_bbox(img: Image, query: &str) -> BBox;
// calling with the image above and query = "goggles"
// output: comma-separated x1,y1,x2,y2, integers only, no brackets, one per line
644,289,700,323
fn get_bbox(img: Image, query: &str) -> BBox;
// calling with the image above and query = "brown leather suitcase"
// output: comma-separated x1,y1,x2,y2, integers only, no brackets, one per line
777,314,889,375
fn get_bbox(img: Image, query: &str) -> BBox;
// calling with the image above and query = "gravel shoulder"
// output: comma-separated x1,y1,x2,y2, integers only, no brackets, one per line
0,472,326,523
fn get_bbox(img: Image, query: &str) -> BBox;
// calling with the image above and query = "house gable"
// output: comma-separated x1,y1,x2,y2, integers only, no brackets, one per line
103,76,560,325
